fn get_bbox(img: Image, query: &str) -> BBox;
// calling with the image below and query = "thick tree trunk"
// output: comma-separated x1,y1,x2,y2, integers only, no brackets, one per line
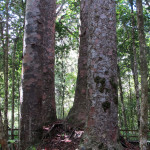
41,0,57,125
20,0,57,149
130,0,140,129
4,0,9,140
80,0,123,149
67,0,88,128
136,0,148,149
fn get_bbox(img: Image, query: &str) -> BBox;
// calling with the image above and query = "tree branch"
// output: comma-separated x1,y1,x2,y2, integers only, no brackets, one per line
56,0,66,17
59,21,79,41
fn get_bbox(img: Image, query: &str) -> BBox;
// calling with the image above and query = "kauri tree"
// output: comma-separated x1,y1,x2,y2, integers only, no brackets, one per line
80,0,123,149
20,0,57,149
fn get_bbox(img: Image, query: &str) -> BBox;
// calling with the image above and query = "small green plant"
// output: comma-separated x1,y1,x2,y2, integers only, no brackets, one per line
27,146,37,150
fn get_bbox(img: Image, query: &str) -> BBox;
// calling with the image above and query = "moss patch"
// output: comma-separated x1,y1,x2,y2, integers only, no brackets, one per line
94,77,105,84
102,101,111,112
105,88,110,93
99,79,106,93
94,76,106,93
105,71,109,75
94,76,101,84
100,78,105,85
99,86,105,93
95,15,99,22
98,143,108,150
98,143,104,149
99,57,103,61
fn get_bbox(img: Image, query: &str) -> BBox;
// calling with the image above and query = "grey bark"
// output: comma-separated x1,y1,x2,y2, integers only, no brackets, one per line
80,0,123,149
136,0,148,149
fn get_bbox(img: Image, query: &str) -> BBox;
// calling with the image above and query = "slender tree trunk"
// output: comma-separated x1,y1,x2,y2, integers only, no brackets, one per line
17,68,20,149
130,0,140,129
118,65,128,135
80,0,123,149
0,18,5,74
20,0,57,149
61,52,66,119
0,109,7,150
128,75,134,130
4,0,9,140
11,39,17,140
61,85,65,119
136,0,148,149
67,0,88,128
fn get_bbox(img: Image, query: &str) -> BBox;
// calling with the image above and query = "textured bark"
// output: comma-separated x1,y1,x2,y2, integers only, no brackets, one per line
67,0,88,128
20,0,57,149
130,1,140,128
40,0,57,125
118,66,128,130
136,0,148,149
4,0,9,140
80,0,123,149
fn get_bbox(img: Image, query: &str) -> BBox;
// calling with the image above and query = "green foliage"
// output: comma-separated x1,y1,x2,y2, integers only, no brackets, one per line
117,0,150,131
27,146,37,150
55,0,79,119
0,0,25,135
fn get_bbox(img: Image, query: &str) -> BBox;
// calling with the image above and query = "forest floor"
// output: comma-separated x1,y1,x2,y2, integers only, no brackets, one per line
37,120,140,150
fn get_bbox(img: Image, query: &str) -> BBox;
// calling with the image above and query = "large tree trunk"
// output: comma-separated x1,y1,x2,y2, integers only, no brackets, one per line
130,0,140,129
20,0,57,149
80,0,123,149
136,0,148,149
67,0,88,128
41,0,57,125
4,0,9,140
